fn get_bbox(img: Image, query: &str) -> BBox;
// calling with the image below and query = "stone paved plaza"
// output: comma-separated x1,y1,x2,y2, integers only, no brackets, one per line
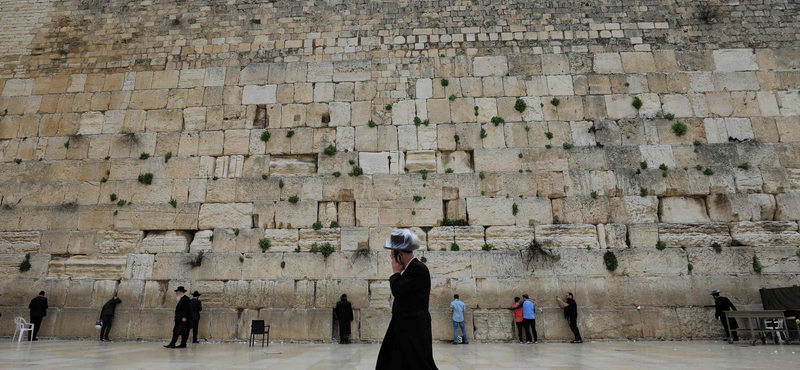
0,340,797,370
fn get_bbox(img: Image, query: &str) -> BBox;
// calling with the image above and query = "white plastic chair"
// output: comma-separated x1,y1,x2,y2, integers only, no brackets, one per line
12,317,34,342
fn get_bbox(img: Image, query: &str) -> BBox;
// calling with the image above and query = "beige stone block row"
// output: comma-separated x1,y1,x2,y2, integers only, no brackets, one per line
657,223,732,248
0,231,41,254
47,255,127,279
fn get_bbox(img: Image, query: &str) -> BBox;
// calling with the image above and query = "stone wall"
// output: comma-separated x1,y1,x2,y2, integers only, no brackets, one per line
0,0,799,342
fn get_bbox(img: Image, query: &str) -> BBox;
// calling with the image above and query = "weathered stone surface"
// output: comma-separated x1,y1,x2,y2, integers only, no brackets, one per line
659,197,710,223
199,203,253,229
48,256,127,279
730,221,800,246
535,224,599,248
485,226,533,250
658,223,732,248
139,231,190,253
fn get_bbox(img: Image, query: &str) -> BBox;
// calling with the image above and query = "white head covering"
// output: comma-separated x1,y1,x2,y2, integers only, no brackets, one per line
384,229,421,251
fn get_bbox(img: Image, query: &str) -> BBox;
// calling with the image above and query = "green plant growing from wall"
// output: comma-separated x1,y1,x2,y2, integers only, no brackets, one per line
139,153,150,160
665,113,675,121
480,128,487,139
259,238,271,252
324,145,336,156
279,179,284,188
590,191,598,199
445,168,454,173
491,116,504,126
419,169,428,180
19,253,32,272
310,242,336,260
514,98,527,113
440,78,449,87
312,221,323,230
656,241,666,250
280,261,286,269
545,132,553,140
640,161,648,169
288,195,300,203
550,97,560,107
752,256,762,274
413,195,423,202
329,221,339,228
703,168,714,176
349,166,363,177
739,162,751,170
688,263,693,272
286,130,295,138
169,199,177,208
110,193,118,202
631,97,643,110
138,173,153,185
385,104,392,111
712,242,723,253
450,243,460,251
482,244,496,251
672,122,688,136
640,187,649,197
190,250,205,267
449,94,456,101
261,131,271,142
603,250,618,271
441,219,468,226
562,142,573,150
368,120,377,128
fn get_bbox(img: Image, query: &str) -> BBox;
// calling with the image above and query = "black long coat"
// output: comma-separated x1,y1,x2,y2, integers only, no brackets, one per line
190,298,202,322
376,258,438,370
715,296,738,328
100,298,121,319
335,299,354,336
175,295,191,321
29,296,48,317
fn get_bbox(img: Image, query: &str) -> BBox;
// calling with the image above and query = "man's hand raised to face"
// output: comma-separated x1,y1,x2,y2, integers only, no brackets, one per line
391,254,404,274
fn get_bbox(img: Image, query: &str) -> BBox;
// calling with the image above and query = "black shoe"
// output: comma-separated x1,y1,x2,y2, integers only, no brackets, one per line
100,338,105,342
175,345,187,348
164,344,176,348
32,339,38,341
192,341,200,343
462,341,469,344
570,340,583,344
105,338,113,342
452,342,459,345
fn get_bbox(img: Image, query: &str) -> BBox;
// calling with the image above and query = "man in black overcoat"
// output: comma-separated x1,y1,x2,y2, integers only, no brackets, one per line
335,294,354,344
164,286,191,348
99,295,122,341
189,291,202,343
376,229,438,370
28,291,48,341
712,289,739,341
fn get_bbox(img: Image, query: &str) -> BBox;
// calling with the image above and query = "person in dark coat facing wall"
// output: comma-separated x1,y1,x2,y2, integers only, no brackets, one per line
376,229,439,370
712,289,739,341
99,295,122,341
334,294,354,344
164,286,191,348
189,291,202,343
28,291,48,341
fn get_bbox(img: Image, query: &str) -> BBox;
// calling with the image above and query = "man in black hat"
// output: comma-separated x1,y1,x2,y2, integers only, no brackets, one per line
189,291,202,343
99,295,122,341
164,286,191,348
334,294,354,344
28,291,48,341
376,229,438,370
711,289,738,341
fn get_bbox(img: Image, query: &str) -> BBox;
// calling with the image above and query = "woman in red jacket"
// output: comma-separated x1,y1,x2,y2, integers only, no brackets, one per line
509,297,524,343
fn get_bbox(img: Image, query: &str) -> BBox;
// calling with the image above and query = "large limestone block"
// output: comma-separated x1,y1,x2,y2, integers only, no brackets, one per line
465,197,516,226
659,197,709,223
453,226,485,250
48,256,127,279
199,203,253,229
260,228,299,251
658,223,732,248
730,221,800,246
299,228,341,250
535,224,599,248
359,152,390,174
514,197,554,226
124,253,154,280
677,307,726,338
427,227,455,250
755,246,800,273
96,230,142,254
139,231,191,253
473,56,508,77
114,203,199,230
0,231,40,253
688,247,756,275
420,251,472,278
275,200,317,229
706,193,775,222
552,197,610,224
609,196,658,223
485,226,533,250
404,150,436,172
360,308,392,340
593,53,624,74
713,49,759,72
472,250,523,277
775,192,800,220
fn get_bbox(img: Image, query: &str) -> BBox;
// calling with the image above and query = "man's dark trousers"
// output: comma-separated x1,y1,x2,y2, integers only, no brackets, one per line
568,317,582,341
522,318,537,342
29,315,43,341
169,320,190,347
720,313,739,340
190,319,199,342
515,322,524,342
101,316,113,340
